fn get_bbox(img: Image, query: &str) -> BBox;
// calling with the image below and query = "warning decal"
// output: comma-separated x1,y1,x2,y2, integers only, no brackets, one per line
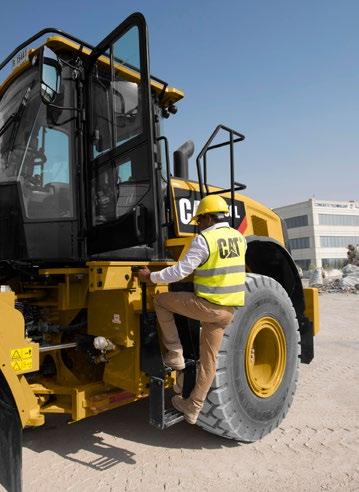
10,347,33,372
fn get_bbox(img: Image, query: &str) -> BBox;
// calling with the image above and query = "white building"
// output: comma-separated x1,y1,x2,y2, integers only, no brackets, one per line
273,199,359,270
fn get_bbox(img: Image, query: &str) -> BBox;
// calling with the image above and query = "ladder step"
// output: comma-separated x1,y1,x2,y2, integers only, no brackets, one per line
148,360,196,430
163,408,184,428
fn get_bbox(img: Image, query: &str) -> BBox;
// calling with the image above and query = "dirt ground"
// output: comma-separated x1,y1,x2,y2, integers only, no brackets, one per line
21,294,359,492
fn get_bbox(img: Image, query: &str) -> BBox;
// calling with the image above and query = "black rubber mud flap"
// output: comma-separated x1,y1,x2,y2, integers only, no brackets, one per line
0,372,22,492
298,317,314,363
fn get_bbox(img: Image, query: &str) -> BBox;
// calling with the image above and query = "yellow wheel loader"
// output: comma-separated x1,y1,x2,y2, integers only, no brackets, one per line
0,12,319,491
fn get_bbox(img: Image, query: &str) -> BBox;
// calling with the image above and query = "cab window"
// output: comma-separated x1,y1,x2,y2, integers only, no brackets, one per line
91,26,143,158
20,125,73,219
92,148,149,225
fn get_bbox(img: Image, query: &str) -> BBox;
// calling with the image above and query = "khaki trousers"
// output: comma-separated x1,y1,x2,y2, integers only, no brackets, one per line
153,292,234,409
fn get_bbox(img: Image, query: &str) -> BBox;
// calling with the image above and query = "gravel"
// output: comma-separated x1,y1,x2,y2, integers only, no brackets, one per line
21,294,359,492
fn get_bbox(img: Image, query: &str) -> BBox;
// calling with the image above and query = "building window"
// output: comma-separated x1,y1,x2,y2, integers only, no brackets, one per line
320,236,359,248
318,214,359,226
284,215,308,229
295,259,311,270
288,237,310,249
322,258,347,269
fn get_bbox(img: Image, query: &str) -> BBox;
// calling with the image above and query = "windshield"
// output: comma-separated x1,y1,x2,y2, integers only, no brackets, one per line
0,67,38,181
0,65,74,219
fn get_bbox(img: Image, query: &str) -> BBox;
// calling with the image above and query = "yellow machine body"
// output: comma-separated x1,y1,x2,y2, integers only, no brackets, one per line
0,179,319,428
0,19,318,432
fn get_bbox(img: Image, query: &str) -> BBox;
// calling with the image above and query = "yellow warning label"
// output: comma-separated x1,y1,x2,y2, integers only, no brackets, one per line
12,361,22,371
11,349,21,360
20,347,32,358
10,347,33,372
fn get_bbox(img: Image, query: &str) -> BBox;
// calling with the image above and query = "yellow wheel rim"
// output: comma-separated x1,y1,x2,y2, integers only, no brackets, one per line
245,316,286,398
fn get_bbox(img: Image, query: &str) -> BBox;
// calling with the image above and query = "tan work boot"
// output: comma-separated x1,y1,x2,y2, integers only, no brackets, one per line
171,395,202,424
163,351,185,370
173,370,184,394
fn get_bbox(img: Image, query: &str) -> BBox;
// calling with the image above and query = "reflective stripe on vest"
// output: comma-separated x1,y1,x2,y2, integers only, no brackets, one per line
194,226,246,306
193,283,245,294
194,265,245,277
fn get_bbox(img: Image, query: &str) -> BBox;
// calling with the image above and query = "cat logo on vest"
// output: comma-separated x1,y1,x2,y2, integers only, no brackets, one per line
217,237,241,259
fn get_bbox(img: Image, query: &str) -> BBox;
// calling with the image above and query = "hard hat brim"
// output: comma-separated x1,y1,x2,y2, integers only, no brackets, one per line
190,195,229,225
190,211,228,225
190,214,199,225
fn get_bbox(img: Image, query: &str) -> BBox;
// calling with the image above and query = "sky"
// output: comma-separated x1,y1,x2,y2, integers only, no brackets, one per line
0,0,357,208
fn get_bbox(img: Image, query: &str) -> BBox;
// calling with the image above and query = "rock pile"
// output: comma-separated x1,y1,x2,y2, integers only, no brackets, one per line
341,264,359,291
309,265,359,294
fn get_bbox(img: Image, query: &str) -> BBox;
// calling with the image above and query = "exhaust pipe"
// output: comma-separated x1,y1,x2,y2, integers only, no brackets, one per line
173,140,194,180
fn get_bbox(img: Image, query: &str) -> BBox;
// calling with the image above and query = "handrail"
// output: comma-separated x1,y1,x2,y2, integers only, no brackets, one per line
196,125,245,227
0,28,92,73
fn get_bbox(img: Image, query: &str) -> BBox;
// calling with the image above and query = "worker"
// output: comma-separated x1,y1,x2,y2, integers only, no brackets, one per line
347,244,355,262
347,244,359,266
138,195,246,424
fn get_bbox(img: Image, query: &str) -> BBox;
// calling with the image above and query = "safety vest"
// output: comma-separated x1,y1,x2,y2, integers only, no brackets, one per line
194,226,246,306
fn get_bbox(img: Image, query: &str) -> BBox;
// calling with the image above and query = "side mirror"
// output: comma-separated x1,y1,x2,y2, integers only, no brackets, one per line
40,47,61,104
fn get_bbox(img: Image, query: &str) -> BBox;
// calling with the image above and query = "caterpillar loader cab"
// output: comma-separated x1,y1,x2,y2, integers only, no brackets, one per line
0,12,319,492
0,13,173,262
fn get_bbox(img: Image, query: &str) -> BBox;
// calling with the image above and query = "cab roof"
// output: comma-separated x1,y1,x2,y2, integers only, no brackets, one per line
0,33,184,108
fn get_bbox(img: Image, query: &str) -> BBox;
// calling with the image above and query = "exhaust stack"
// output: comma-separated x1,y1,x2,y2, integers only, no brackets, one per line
173,140,194,180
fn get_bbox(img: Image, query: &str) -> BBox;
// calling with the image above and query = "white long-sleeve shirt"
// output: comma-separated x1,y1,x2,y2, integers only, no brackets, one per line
150,222,242,284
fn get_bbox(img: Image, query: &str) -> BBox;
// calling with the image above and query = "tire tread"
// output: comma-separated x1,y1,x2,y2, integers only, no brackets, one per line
196,273,300,442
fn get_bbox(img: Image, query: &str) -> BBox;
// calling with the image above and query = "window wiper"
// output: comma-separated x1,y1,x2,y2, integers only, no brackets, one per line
0,86,32,153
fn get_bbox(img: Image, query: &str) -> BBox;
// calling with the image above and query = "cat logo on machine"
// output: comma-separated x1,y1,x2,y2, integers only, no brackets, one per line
172,187,247,234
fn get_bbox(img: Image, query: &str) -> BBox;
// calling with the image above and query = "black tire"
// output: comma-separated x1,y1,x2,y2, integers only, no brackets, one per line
0,372,22,492
196,273,300,442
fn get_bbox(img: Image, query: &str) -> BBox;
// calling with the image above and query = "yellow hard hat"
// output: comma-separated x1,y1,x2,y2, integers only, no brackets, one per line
191,195,229,223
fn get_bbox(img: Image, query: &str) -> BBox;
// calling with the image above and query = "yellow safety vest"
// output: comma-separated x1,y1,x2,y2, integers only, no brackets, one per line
194,226,246,306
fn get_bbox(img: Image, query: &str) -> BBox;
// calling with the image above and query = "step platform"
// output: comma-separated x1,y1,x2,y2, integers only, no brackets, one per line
149,360,196,429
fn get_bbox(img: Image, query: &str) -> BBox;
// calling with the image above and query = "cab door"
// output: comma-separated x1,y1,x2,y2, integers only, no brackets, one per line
86,13,158,255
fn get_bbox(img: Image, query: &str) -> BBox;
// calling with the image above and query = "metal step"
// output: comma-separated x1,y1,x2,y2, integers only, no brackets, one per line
148,359,197,430
149,376,184,430
139,282,199,430
163,408,184,428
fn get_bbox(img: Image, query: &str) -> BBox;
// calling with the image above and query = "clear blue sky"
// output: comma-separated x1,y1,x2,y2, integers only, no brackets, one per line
1,0,357,207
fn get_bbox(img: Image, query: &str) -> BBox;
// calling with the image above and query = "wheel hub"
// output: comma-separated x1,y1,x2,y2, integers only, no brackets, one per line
245,316,286,398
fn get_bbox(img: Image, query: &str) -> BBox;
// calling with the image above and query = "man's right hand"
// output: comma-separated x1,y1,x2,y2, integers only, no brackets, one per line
138,266,153,283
